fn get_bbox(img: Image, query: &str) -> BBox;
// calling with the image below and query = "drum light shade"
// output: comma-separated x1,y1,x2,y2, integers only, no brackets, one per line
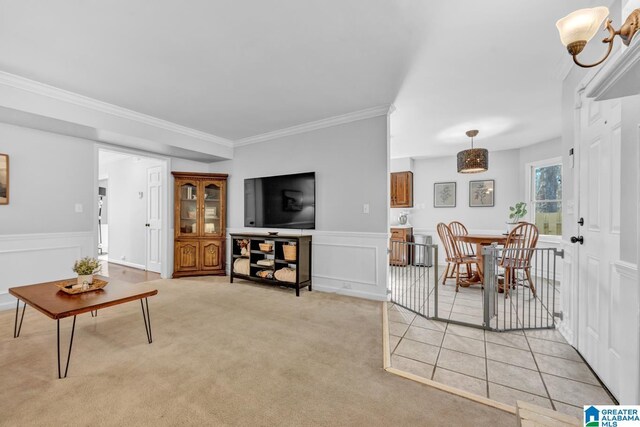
457,130,488,173
457,148,489,174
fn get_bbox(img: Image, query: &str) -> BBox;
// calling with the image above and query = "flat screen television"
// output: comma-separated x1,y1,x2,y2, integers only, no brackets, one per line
244,172,315,229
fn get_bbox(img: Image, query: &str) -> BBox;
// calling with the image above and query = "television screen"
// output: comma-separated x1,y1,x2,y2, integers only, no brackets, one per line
244,172,315,229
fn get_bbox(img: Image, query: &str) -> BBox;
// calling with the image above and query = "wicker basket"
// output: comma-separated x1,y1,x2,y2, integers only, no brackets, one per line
259,243,273,252
283,245,297,261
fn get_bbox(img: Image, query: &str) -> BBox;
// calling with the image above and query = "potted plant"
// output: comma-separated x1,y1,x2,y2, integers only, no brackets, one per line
72,256,102,286
507,202,528,233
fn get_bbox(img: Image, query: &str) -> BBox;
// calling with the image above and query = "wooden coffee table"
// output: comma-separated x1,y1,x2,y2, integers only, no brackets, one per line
9,276,158,378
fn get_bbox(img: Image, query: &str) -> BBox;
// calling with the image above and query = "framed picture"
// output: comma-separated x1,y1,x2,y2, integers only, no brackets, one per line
0,154,8,205
469,179,494,207
434,182,456,208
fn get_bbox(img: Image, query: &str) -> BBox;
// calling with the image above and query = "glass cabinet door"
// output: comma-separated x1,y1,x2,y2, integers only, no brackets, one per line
202,181,222,236
178,181,199,236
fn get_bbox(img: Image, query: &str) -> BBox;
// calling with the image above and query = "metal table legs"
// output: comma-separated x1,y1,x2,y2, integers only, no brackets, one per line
13,299,26,338
57,316,77,379
141,298,153,344
13,298,153,379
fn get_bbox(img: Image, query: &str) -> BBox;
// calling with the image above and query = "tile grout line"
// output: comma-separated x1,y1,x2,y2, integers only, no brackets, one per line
521,329,556,411
391,301,443,369
430,281,453,381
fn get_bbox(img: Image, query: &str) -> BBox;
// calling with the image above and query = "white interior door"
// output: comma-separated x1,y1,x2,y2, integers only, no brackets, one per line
146,166,162,273
577,95,621,399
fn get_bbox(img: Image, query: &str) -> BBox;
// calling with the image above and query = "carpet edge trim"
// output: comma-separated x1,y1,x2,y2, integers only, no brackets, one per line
385,367,517,415
382,302,391,369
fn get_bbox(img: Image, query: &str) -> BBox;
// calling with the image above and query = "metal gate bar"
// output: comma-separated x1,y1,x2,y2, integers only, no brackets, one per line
389,241,437,319
389,241,562,332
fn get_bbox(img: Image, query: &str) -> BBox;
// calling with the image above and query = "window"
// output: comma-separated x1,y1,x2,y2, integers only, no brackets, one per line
528,159,562,236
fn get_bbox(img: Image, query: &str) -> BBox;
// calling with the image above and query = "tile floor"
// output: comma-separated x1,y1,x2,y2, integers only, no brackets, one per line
387,302,615,419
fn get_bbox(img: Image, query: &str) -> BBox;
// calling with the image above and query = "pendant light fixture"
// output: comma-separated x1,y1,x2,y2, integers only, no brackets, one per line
457,130,488,173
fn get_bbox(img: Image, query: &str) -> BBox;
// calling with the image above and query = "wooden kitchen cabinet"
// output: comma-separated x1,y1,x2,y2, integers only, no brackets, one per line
391,171,413,208
172,172,228,278
390,227,413,266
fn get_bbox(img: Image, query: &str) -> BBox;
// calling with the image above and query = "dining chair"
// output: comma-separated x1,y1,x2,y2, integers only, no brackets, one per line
499,222,539,298
437,223,479,292
449,221,476,279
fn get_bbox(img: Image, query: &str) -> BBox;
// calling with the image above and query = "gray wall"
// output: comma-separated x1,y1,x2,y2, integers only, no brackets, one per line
397,149,520,231
390,138,562,232
214,116,388,233
0,122,94,234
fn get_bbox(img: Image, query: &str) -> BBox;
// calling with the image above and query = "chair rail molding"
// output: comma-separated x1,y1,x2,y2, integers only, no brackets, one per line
0,231,94,311
226,228,389,300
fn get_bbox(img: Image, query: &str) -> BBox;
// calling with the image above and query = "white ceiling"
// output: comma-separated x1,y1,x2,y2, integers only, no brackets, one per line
0,0,425,141
390,1,589,159
0,1,590,157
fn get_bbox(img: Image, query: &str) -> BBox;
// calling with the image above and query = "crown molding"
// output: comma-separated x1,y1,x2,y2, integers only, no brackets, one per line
234,104,393,147
587,36,640,100
0,71,234,148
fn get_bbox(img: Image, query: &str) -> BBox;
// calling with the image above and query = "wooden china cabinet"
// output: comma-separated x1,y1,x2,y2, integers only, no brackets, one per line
172,172,228,278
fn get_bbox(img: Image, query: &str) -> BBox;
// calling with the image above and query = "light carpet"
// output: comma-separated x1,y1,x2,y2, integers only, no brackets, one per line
0,277,513,426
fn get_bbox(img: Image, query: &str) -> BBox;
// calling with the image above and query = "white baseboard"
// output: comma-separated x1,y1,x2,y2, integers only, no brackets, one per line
106,258,146,271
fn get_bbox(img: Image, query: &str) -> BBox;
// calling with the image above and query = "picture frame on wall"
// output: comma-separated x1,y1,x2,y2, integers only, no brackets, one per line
469,179,494,207
434,182,456,208
0,153,8,205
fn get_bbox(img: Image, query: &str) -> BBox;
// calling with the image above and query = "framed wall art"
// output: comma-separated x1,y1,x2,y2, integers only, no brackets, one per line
0,154,8,205
434,182,456,208
469,179,494,207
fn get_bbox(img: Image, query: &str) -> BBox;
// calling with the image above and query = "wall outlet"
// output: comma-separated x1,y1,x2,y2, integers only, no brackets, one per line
363,203,370,214
74,203,83,213
121,256,126,261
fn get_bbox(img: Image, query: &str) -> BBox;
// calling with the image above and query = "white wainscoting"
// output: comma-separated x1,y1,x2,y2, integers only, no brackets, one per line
0,231,94,311
612,260,639,404
558,242,576,347
227,228,389,301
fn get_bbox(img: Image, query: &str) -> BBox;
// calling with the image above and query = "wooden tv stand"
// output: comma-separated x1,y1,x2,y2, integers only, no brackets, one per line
229,233,312,297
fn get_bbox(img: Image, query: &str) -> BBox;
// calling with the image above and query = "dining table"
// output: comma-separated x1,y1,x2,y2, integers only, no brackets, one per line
454,234,509,284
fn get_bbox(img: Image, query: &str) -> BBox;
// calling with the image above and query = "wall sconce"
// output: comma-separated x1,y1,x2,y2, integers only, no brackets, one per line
557,6,640,68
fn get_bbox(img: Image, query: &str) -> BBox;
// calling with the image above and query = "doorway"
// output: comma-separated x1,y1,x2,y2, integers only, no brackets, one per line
98,149,167,275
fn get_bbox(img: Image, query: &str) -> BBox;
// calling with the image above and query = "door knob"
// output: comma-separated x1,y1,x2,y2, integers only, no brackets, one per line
570,236,584,244
145,223,150,227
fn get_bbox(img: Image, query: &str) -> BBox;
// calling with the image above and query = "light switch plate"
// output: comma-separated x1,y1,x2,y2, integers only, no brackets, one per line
363,203,370,214
74,203,83,213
